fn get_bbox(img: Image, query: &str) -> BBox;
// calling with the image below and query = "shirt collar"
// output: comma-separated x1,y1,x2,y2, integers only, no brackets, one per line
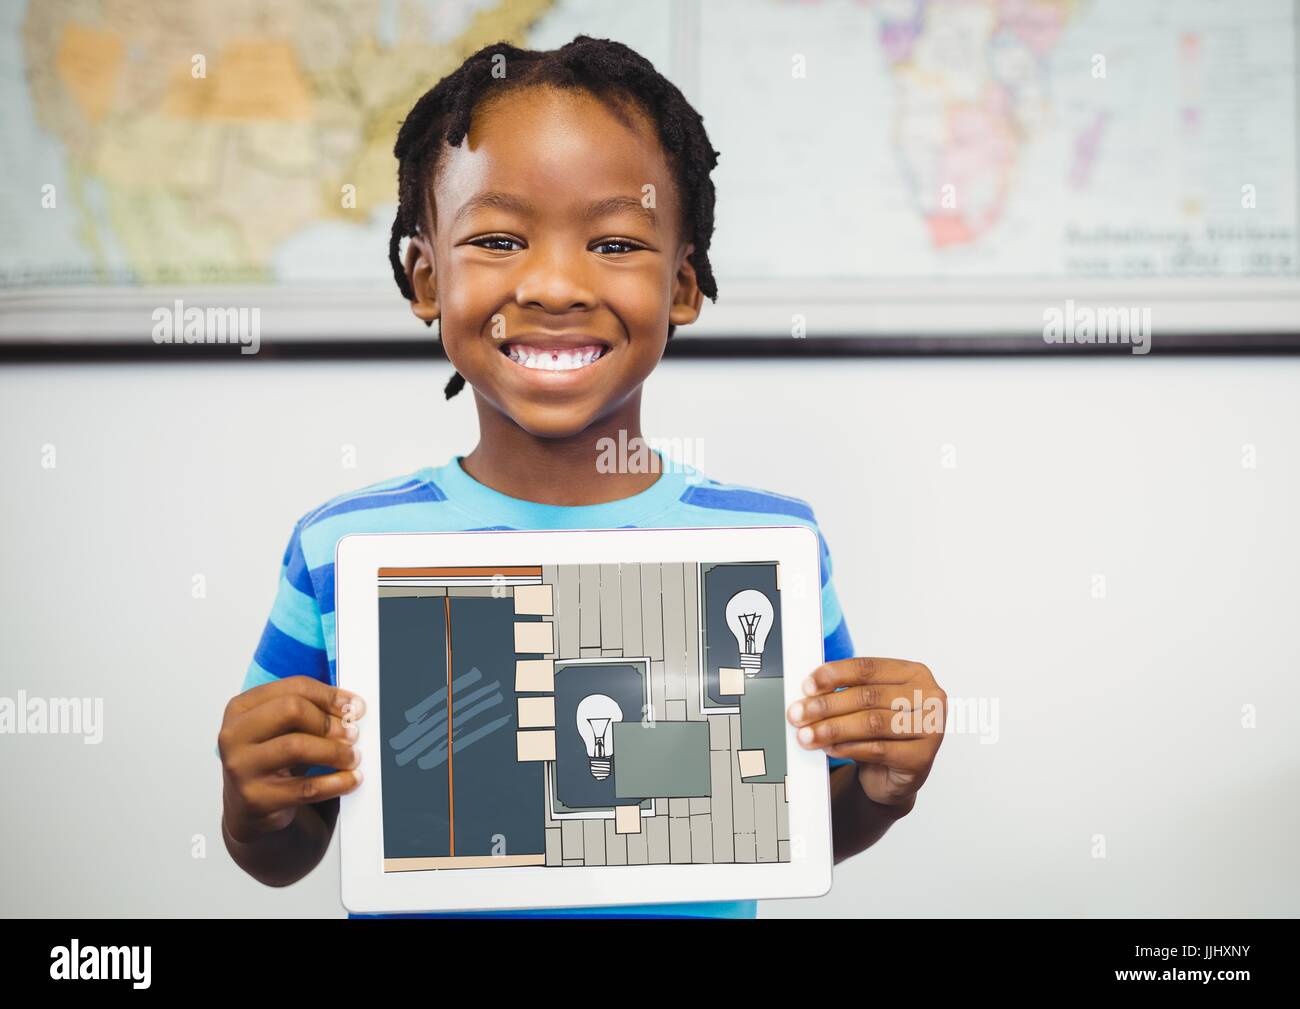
427,450,697,529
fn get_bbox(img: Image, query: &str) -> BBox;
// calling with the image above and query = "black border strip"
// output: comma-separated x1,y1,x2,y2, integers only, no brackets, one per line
1,332,1299,362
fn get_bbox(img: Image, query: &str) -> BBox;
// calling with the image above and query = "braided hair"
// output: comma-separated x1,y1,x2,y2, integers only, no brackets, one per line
388,35,720,399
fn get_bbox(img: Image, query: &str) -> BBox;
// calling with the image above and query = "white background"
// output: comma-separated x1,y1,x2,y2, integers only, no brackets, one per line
1,352,1296,917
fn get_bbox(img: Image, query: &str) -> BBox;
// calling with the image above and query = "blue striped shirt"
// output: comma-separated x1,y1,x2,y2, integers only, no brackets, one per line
240,454,856,918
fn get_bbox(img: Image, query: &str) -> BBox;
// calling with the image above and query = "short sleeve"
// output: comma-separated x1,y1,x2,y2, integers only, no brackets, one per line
240,521,331,693
222,522,336,775
816,523,857,770
818,526,854,663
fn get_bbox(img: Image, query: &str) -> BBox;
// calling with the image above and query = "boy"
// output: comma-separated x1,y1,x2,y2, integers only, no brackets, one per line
218,36,946,918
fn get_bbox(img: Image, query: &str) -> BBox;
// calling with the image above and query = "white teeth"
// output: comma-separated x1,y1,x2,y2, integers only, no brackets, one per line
505,344,605,371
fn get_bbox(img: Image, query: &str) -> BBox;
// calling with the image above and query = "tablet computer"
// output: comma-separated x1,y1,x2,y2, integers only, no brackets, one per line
336,525,833,913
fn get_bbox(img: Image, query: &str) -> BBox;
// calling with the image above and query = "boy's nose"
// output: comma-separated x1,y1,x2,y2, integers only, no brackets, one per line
513,245,596,313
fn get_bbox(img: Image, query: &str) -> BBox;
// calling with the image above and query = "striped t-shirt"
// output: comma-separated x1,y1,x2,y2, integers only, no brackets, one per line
240,453,856,919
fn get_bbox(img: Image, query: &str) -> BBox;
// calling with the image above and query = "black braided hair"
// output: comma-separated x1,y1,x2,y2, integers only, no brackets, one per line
388,35,720,400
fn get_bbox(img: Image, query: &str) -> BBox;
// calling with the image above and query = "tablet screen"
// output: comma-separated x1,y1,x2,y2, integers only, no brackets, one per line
375,560,793,873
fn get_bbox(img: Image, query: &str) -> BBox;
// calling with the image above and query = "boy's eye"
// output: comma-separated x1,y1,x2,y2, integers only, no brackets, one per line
467,236,643,255
592,239,642,255
470,235,523,252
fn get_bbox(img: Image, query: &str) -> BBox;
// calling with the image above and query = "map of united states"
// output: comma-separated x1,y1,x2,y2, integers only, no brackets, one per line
19,0,556,284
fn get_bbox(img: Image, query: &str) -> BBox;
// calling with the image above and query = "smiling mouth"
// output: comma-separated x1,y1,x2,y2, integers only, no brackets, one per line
500,343,609,372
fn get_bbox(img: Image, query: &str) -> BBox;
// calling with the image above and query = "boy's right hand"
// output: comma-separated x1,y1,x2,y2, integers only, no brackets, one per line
218,676,365,844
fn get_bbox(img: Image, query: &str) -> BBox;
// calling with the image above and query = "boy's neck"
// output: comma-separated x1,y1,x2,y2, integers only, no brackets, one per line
461,392,662,506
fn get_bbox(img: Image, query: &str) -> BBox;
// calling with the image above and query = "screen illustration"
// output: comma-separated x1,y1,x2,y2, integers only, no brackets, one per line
375,561,793,872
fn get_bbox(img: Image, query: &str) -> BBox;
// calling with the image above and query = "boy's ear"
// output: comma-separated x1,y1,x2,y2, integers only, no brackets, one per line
669,242,705,327
403,235,440,325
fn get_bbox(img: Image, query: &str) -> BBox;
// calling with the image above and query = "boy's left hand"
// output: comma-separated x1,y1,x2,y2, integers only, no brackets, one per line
787,657,946,810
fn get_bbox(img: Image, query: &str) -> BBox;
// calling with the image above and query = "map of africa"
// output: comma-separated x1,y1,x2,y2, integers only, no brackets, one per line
1,0,1295,291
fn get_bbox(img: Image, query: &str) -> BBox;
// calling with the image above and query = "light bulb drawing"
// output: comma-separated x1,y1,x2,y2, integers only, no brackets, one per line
725,588,774,677
575,693,623,780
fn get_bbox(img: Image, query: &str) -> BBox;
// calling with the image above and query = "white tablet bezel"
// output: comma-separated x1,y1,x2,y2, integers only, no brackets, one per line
336,525,832,914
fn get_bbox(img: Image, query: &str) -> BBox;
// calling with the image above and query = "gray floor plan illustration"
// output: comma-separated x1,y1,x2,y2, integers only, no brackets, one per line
377,560,793,872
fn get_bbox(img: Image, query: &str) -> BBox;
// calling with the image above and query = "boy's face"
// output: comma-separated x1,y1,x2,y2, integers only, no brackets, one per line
404,85,703,439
